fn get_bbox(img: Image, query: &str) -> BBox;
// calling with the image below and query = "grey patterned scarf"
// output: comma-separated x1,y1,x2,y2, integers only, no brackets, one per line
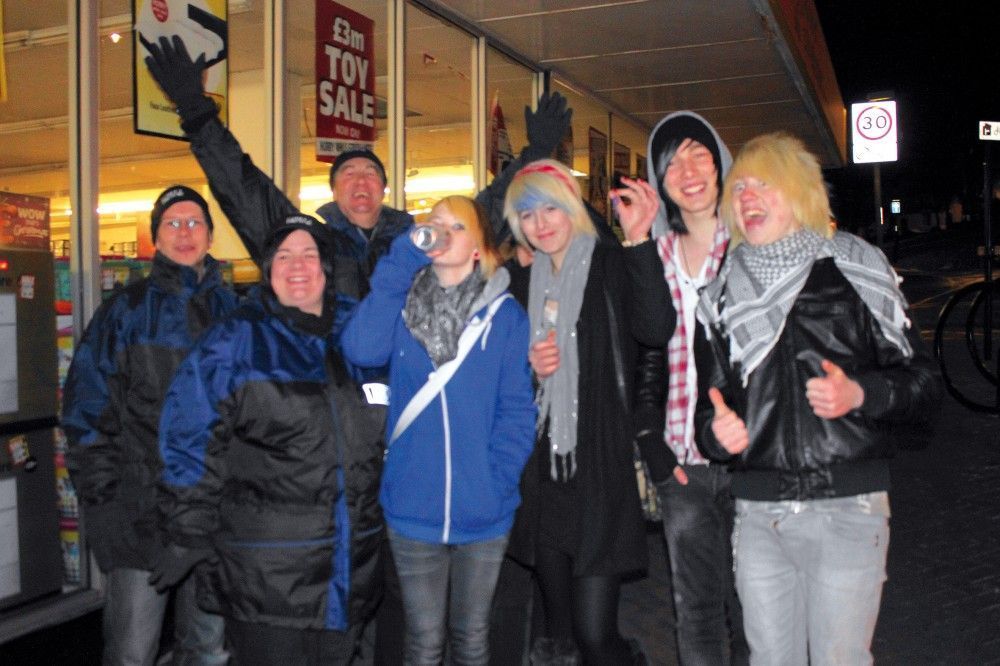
698,229,912,383
528,233,596,481
403,266,486,367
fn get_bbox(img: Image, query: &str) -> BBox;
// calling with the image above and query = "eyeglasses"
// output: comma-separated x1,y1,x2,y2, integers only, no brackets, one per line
161,218,207,231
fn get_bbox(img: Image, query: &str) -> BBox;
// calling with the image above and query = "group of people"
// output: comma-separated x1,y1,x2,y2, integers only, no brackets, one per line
61,31,941,666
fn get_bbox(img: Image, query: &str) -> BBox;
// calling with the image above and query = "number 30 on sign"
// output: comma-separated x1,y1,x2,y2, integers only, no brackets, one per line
851,101,898,164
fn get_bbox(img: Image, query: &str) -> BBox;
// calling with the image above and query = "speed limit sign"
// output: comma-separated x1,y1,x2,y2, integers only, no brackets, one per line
851,101,898,163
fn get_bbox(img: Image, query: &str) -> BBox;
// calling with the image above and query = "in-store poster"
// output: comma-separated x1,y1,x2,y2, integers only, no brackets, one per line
556,124,574,171
316,1,376,162
613,142,631,183
588,127,609,219
488,92,514,176
133,0,229,140
0,191,50,251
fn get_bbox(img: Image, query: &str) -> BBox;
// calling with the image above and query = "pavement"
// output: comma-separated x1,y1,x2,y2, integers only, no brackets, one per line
4,229,999,665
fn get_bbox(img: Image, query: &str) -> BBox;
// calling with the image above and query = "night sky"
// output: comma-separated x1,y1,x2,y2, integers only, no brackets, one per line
813,0,1000,227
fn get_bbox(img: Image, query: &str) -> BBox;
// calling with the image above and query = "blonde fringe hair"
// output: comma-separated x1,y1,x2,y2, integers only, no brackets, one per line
502,159,595,247
426,195,502,278
722,132,833,247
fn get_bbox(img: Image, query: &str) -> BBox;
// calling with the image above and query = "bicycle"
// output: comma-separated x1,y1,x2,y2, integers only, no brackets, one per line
933,279,1000,413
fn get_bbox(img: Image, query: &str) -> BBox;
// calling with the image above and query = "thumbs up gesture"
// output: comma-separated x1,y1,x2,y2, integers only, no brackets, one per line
805,359,865,420
708,387,749,454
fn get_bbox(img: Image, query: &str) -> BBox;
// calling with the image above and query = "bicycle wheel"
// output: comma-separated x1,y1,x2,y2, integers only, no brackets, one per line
934,280,1000,413
964,280,1000,385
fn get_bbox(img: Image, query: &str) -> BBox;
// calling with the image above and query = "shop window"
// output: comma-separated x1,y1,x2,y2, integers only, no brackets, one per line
403,1,475,217
485,48,533,185
288,0,391,219
0,0,79,611
553,79,611,227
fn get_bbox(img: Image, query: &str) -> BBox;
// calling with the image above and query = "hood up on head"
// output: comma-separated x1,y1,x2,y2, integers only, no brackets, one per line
645,111,732,237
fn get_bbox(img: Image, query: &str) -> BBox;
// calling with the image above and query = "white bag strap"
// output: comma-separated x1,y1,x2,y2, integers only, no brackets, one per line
390,294,511,444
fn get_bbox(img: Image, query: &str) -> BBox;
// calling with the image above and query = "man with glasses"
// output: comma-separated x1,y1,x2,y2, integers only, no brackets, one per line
63,185,238,666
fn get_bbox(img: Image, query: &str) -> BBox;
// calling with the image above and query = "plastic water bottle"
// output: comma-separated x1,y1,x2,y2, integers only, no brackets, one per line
411,226,451,253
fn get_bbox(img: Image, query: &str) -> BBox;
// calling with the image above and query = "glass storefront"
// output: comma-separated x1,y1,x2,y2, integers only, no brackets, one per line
403,1,475,216
0,0,654,642
485,47,534,185
290,0,391,218
553,78,612,227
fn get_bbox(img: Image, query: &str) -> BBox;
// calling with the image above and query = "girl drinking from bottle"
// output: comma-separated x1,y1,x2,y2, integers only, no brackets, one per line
341,195,537,665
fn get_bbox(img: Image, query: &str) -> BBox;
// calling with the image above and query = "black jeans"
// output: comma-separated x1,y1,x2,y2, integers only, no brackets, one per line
658,464,748,666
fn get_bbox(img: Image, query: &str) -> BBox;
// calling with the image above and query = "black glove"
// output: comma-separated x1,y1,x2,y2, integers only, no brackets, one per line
81,503,119,574
142,34,218,132
148,542,214,593
524,91,572,161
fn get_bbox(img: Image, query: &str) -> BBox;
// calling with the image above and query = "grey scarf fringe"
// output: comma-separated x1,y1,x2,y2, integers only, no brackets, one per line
528,233,596,481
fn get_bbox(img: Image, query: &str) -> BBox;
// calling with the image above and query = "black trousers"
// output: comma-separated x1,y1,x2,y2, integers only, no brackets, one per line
225,619,359,666
534,544,632,664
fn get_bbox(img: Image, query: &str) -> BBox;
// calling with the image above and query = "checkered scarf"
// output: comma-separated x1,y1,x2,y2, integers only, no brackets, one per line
697,229,913,385
656,221,730,463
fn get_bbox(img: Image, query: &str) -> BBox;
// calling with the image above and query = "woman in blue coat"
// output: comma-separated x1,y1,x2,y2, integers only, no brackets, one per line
157,216,386,665
341,195,537,665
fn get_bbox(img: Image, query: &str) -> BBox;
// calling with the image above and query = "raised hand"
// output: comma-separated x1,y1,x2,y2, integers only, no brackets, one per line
143,34,207,107
525,91,572,159
611,177,660,243
529,329,560,378
708,387,749,454
805,359,864,419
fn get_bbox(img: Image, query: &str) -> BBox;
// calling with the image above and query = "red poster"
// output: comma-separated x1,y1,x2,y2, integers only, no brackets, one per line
0,191,50,251
489,92,514,176
315,1,376,162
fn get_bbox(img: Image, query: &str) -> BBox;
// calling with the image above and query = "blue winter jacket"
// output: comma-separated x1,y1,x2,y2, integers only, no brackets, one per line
341,234,537,545
158,291,385,630
62,252,238,572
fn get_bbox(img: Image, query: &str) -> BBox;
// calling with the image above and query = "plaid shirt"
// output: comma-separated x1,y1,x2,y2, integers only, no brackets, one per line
656,222,729,464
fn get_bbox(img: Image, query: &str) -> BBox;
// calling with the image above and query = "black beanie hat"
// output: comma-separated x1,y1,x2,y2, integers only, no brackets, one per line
150,185,214,239
329,149,387,185
260,214,335,285
650,115,723,201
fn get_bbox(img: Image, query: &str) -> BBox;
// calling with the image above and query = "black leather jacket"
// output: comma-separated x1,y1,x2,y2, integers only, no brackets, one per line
694,258,941,501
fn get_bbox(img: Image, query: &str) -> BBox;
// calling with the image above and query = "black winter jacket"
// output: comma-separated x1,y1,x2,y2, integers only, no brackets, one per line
62,253,238,572
158,291,385,631
694,258,942,501
188,118,410,305
507,240,674,577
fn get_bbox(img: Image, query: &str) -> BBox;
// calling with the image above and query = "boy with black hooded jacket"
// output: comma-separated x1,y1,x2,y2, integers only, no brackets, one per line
618,111,748,665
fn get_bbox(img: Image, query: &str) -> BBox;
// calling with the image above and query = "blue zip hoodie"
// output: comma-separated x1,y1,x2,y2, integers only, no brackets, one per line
341,233,536,545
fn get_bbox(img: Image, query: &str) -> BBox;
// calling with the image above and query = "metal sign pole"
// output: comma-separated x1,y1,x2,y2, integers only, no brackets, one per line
984,140,993,362
874,163,883,247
